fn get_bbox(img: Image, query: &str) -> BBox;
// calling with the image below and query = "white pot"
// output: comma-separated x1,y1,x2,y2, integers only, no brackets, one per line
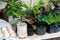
17,22,27,38
8,16,14,24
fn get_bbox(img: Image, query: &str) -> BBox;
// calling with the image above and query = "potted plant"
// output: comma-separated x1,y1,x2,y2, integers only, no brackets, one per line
32,0,44,26
22,0,44,36
27,0,44,35
3,0,28,38
28,0,47,35
12,2,28,38
1,0,16,24
39,0,60,33
36,6,47,35
39,12,60,33
53,12,60,33
25,21,34,36
26,11,35,36
35,21,47,35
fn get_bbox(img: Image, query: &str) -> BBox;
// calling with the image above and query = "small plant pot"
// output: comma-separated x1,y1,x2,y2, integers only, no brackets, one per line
54,26,59,33
57,27,60,31
17,22,27,38
25,21,34,36
36,27,46,35
47,25,55,33
56,25,60,31
47,24,59,33
27,28,34,36
27,24,34,36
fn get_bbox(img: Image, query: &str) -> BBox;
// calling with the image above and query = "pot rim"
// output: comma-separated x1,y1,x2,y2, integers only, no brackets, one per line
17,22,27,26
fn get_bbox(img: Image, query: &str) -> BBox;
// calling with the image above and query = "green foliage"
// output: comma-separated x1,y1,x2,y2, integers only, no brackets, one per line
32,6,40,15
2,0,28,22
46,3,51,12
49,0,60,3
38,0,44,6
32,0,44,15
57,0,60,3
38,10,60,25
5,1,28,17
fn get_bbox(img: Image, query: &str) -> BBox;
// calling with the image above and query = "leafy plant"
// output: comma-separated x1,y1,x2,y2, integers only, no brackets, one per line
49,0,60,4
46,3,51,12
46,0,60,12
3,0,28,22
32,0,44,16
52,10,60,16
25,0,44,22
38,11,60,25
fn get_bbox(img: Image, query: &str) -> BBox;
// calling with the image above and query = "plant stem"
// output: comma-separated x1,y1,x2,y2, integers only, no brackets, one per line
21,16,22,22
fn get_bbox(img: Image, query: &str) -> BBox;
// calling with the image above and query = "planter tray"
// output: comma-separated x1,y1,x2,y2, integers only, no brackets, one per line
19,31,60,40
0,1,7,10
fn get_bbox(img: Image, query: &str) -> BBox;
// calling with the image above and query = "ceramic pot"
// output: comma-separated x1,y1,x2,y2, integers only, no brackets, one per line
17,22,27,38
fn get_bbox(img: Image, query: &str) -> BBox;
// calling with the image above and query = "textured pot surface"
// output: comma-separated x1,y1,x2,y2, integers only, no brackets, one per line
27,28,34,36
54,26,59,33
47,25,59,33
17,23,27,38
36,27,46,35
49,26,55,33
